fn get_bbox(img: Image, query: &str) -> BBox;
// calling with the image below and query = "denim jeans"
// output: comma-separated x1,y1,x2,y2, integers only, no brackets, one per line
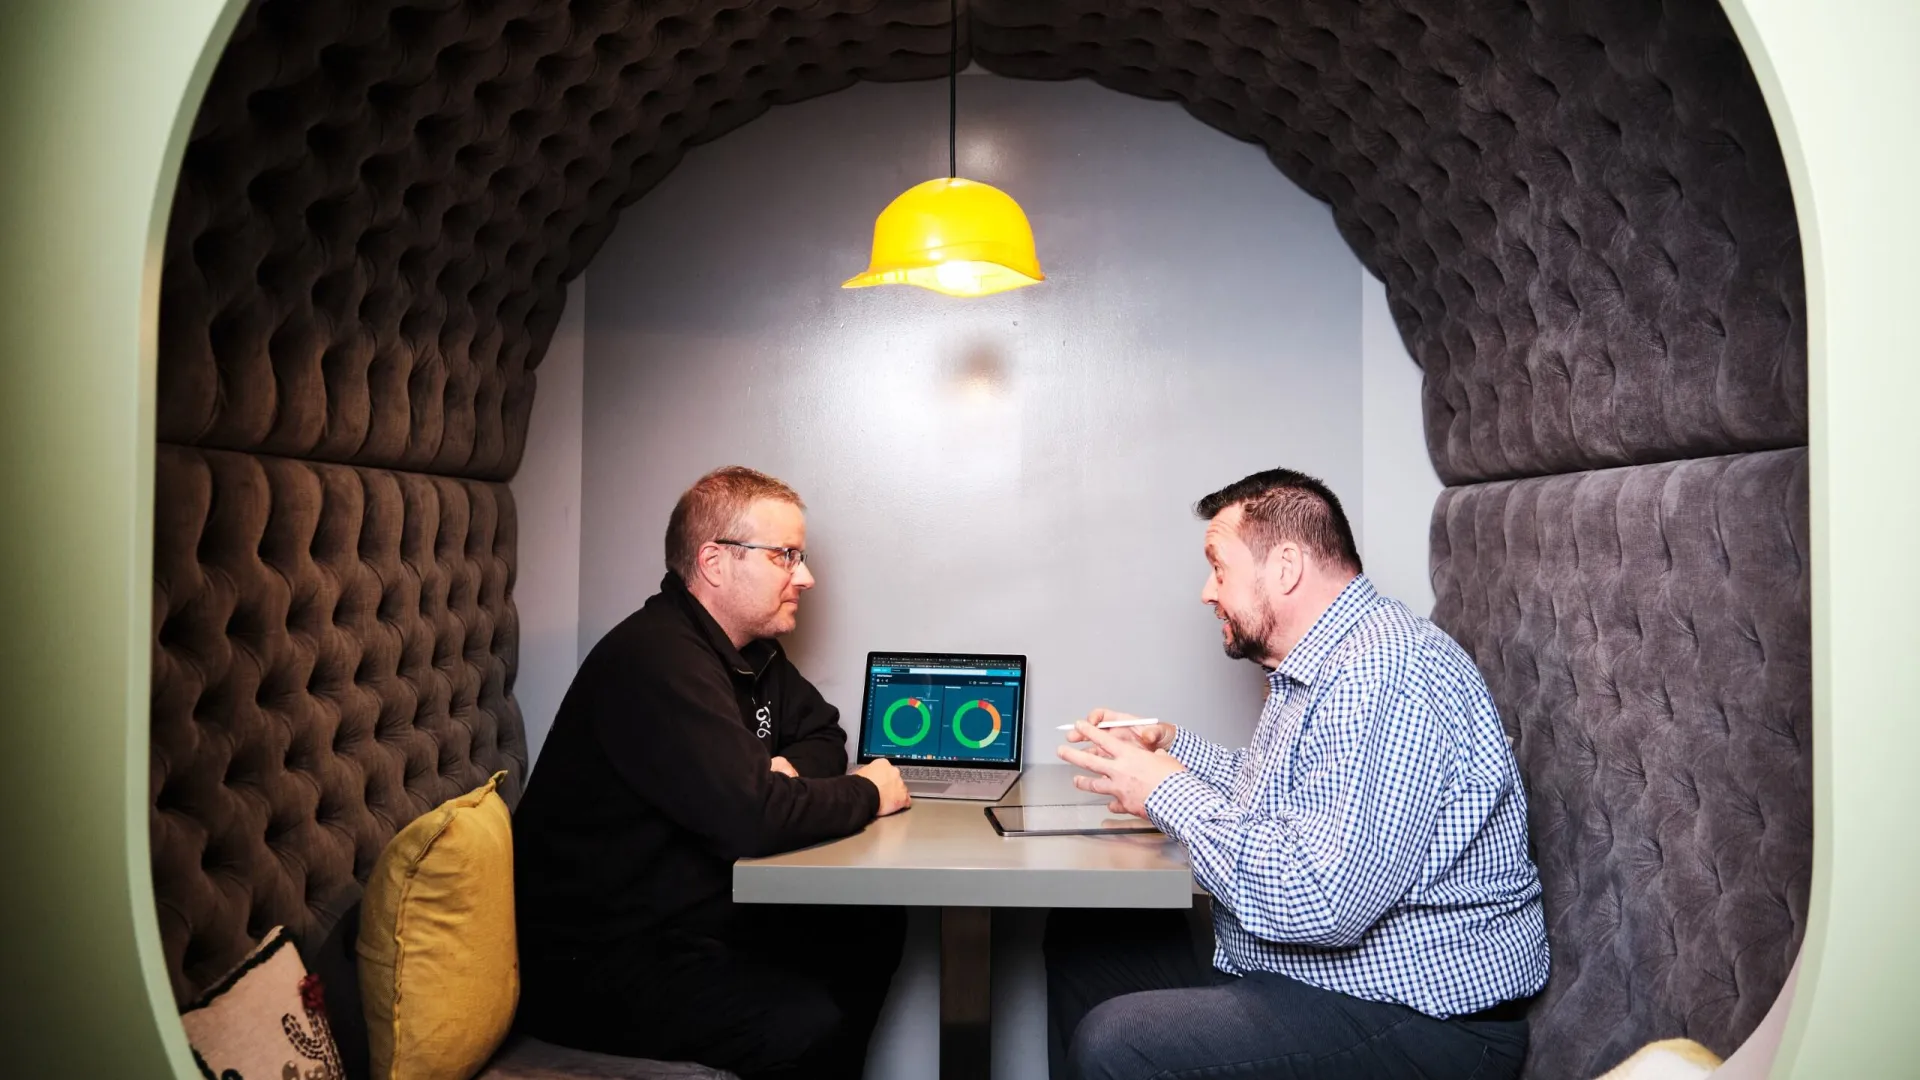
1046,907,1527,1080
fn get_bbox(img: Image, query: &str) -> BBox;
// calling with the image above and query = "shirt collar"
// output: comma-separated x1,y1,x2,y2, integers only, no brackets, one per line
661,571,781,679
1275,574,1379,687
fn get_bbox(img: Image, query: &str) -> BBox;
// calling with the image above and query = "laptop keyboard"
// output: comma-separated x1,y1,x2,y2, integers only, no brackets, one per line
900,766,1002,784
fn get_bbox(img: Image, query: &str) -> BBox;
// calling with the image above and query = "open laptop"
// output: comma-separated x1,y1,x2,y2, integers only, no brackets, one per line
855,651,1026,801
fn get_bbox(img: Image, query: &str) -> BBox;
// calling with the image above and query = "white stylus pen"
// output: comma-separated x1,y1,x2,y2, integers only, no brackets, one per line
1054,718,1161,730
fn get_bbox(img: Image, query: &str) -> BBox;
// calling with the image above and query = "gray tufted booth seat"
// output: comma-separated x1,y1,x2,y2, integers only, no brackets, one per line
479,1037,737,1080
151,1,1808,1076
1432,448,1809,1074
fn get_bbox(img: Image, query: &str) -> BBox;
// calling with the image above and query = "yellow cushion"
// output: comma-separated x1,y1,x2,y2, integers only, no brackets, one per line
357,771,518,1080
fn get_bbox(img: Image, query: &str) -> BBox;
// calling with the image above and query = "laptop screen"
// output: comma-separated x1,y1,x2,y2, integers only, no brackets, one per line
856,652,1026,769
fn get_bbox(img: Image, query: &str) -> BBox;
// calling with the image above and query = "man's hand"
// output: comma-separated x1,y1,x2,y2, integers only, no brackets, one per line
769,755,799,778
1065,708,1175,755
854,758,911,816
1057,719,1187,818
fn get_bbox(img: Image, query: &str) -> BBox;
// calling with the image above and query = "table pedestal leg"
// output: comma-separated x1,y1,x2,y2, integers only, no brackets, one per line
940,906,992,1080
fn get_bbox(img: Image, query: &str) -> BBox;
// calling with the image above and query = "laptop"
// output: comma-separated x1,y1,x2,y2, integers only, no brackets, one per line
855,651,1026,801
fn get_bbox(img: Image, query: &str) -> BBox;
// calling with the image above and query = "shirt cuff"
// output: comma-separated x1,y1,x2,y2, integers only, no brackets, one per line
1144,769,1229,843
1170,727,1232,782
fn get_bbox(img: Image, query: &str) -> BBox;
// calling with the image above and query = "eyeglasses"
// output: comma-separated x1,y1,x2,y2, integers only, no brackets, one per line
713,539,808,570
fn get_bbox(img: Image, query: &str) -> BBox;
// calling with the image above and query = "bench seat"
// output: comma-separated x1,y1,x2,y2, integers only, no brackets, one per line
478,1035,740,1080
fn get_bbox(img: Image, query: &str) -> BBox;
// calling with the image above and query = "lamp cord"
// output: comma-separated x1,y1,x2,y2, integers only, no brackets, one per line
949,0,958,178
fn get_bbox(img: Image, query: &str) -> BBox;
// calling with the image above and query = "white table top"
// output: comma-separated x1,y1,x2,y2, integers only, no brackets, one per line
733,765,1195,909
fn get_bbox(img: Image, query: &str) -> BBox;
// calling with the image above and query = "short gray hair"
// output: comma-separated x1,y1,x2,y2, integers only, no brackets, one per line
664,466,804,579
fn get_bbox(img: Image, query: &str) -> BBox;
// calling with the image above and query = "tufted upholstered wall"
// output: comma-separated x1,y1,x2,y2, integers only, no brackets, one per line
156,0,1805,486
151,444,525,999
973,0,1805,485
1433,449,1809,1075
152,0,1806,1076
156,0,958,475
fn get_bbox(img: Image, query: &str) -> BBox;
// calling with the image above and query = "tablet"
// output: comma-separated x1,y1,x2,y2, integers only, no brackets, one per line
986,803,1161,837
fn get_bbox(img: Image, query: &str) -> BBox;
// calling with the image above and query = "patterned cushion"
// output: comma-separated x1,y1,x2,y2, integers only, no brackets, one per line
180,925,346,1080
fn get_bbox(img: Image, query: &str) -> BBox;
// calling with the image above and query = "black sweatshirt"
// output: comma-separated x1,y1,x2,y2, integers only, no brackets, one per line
513,572,880,957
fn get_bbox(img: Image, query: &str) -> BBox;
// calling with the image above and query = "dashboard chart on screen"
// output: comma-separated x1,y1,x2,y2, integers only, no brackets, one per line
858,653,1025,766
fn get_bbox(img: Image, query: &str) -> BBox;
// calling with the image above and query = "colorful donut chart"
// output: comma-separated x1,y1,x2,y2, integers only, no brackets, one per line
882,697,933,746
950,699,1003,749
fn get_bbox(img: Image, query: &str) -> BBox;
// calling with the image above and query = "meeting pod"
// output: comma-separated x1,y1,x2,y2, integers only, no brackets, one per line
0,0,1847,1076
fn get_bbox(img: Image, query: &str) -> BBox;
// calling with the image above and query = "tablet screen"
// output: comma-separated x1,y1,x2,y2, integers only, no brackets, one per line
987,803,1161,837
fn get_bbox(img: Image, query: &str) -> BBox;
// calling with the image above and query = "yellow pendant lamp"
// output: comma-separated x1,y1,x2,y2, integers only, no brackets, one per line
842,0,1043,298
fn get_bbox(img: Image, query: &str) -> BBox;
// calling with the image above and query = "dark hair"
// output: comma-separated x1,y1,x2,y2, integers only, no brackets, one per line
665,466,805,579
1195,468,1363,574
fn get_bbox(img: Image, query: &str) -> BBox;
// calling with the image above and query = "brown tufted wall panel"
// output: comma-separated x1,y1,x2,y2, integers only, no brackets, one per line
158,0,1800,486
153,0,1807,1072
1431,448,1810,1076
158,0,956,477
973,0,1804,485
151,444,525,1000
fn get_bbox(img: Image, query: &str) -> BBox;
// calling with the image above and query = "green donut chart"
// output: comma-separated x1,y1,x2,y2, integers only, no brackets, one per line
881,696,933,746
950,699,1004,749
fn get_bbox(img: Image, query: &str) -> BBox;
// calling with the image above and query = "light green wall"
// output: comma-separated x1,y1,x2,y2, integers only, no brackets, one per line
1717,1,1920,1075
0,2,1910,1077
0,1,242,1076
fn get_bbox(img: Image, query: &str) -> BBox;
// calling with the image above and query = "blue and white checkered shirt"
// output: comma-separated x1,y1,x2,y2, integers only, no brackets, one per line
1144,575,1549,1018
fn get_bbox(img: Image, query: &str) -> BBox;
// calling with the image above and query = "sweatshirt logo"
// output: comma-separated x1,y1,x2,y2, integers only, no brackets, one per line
754,704,773,741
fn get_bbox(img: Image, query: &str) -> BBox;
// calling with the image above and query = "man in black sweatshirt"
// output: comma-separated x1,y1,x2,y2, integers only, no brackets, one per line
513,466,912,1079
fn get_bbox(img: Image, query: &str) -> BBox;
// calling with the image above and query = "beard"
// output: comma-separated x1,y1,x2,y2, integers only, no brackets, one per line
1219,583,1274,664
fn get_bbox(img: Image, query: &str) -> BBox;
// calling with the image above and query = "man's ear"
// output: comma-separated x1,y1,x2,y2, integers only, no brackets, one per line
693,542,728,588
1269,541,1305,595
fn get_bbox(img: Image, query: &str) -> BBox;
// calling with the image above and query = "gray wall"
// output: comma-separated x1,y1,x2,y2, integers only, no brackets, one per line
515,74,1436,1080
1360,273,1442,614
579,74,1375,763
509,279,585,762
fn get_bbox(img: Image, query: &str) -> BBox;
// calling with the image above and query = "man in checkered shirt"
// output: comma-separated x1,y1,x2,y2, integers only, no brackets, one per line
1049,468,1549,1080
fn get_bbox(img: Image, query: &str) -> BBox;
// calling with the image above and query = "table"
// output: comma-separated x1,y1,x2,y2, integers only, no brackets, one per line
735,765,1194,1079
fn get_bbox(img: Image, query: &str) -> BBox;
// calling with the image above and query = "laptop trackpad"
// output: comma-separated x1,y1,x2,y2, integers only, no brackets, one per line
906,782,950,795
